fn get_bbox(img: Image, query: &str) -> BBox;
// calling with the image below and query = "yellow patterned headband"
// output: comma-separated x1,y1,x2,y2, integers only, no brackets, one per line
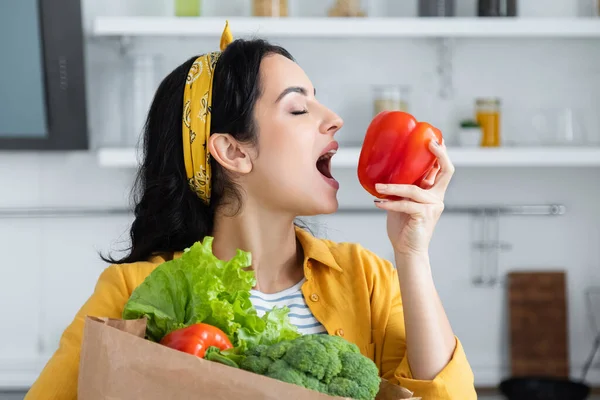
182,21,234,204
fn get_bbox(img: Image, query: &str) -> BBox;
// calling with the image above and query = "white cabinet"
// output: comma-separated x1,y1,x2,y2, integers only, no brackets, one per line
0,219,44,388
0,215,131,389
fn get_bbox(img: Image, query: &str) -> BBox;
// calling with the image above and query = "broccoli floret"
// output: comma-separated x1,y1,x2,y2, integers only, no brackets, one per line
315,333,360,355
239,334,381,400
240,355,272,375
303,374,328,393
328,377,374,400
335,352,381,399
264,340,293,360
245,344,268,357
339,352,379,379
283,338,341,382
266,359,305,386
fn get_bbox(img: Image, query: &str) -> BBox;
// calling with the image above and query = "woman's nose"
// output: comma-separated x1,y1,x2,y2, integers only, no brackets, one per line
320,107,344,136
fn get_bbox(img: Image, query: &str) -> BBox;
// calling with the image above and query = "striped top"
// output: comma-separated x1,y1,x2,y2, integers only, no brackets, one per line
250,278,327,335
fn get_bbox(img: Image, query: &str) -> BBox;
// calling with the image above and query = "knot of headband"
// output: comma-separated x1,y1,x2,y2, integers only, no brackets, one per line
182,21,234,204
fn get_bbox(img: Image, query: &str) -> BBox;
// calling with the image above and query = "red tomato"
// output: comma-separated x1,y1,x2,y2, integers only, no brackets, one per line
160,323,233,358
357,111,443,199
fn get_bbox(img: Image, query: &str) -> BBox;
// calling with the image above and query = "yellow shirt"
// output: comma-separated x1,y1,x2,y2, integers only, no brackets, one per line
25,227,476,399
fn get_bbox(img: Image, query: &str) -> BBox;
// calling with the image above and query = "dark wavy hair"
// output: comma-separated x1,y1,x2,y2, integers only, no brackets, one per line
102,39,294,264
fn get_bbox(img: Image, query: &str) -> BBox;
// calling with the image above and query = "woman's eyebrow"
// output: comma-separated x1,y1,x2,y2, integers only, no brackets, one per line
275,86,316,103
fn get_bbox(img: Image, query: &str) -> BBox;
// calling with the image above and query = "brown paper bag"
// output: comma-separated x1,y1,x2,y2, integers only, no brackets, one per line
78,316,420,400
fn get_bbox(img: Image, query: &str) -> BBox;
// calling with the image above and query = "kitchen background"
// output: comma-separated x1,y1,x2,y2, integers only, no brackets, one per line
1,0,600,398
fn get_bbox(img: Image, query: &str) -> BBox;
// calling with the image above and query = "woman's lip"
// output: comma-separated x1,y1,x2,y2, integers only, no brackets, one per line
319,141,339,158
320,173,340,190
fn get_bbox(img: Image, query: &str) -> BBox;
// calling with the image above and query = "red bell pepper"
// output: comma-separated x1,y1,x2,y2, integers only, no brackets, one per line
160,323,233,358
357,111,443,199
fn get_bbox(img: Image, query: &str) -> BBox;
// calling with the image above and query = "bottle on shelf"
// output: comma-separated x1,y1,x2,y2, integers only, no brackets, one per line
475,97,502,147
174,0,201,16
121,54,163,147
478,0,517,17
253,0,288,17
457,119,483,147
418,0,455,17
328,0,367,17
372,85,410,117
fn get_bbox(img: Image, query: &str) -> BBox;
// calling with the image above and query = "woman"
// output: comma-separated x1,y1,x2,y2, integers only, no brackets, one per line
26,23,475,399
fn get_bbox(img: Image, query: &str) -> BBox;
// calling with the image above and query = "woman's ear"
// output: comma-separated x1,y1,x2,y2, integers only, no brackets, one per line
207,133,253,174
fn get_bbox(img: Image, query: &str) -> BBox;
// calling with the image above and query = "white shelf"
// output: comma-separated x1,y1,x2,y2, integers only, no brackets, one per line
442,147,600,167
97,147,600,168
92,17,600,38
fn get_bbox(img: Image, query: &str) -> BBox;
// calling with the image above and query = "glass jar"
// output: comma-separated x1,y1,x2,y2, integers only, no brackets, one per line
328,0,367,17
175,0,202,16
121,54,162,146
478,0,517,17
373,85,410,117
253,0,288,17
418,0,455,17
475,98,501,147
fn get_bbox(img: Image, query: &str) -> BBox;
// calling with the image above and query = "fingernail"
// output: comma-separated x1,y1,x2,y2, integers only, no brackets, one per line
375,183,388,191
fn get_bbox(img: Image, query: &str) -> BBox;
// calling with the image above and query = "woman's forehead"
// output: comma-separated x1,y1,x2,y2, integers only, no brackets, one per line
259,54,313,98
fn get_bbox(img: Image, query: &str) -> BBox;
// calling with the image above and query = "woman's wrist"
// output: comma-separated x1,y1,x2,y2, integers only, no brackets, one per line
394,250,432,275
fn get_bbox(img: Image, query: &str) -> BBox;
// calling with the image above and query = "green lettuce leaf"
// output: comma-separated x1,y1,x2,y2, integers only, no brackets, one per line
122,236,300,350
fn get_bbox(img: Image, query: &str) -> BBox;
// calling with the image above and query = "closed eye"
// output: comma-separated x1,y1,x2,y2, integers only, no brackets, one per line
291,110,308,115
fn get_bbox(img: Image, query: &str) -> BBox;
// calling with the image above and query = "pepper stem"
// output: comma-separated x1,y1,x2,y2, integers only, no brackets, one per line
204,349,240,369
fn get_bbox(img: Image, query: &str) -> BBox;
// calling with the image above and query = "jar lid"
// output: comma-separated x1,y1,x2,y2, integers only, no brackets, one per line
373,85,410,101
476,97,501,105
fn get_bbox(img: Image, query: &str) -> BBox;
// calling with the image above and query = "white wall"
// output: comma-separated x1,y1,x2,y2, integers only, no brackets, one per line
1,0,600,389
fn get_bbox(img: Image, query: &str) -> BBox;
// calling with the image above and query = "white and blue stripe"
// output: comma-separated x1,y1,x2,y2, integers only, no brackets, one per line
250,278,327,335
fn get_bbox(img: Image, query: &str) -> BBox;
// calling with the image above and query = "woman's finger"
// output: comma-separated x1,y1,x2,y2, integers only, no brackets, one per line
376,183,438,204
428,140,455,190
419,161,440,189
374,199,426,215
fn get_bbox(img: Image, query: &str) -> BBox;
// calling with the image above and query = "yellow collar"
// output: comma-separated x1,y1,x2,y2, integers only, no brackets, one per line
295,225,343,272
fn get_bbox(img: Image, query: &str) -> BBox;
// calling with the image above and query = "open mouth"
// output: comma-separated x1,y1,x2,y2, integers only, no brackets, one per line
316,149,336,179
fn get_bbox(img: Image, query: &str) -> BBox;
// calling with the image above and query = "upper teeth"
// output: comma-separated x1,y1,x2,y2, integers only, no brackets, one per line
319,149,336,160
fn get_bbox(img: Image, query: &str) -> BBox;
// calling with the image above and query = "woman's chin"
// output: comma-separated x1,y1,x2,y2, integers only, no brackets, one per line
302,194,339,216
321,200,339,215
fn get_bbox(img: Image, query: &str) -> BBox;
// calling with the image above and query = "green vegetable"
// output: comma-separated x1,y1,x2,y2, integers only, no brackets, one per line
122,237,381,399
204,346,240,369
122,236,300,351
460,119,480,128
240,334,381,400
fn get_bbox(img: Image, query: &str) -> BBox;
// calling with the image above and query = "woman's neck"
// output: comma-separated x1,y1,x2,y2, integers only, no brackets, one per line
211,204,304,294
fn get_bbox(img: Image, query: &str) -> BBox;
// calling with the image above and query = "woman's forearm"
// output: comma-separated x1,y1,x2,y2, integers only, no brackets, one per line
395,251,456,380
